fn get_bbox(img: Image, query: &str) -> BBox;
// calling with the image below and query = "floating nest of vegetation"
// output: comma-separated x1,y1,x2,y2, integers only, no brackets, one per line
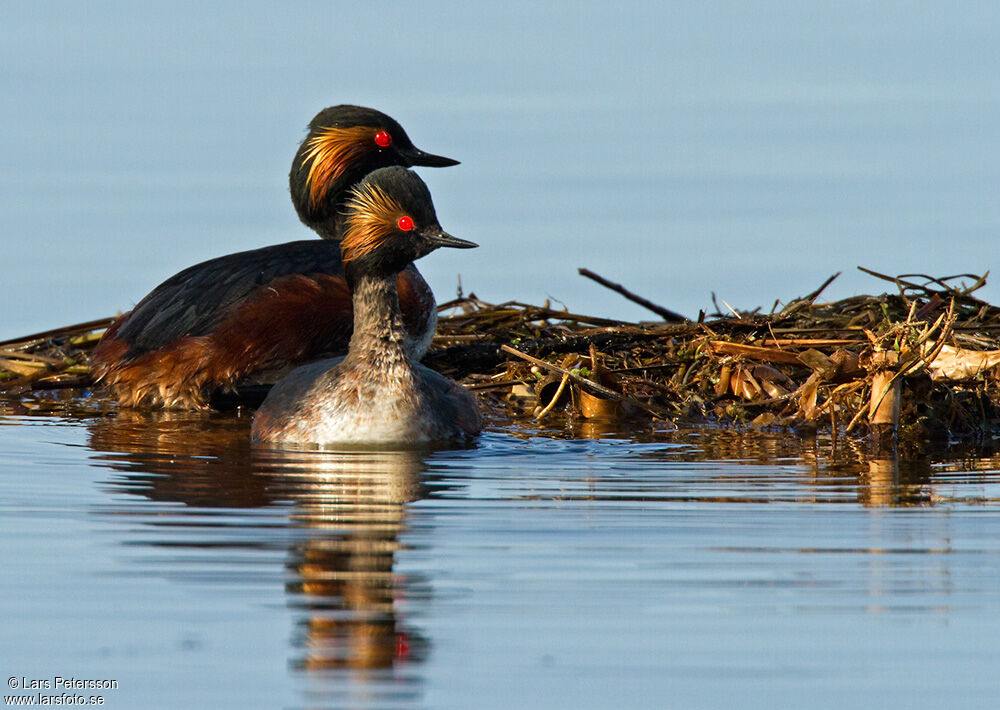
4,267,1000,447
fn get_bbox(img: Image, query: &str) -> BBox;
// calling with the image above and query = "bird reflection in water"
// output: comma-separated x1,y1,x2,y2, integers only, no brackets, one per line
87,410,433,674
258,445,429,671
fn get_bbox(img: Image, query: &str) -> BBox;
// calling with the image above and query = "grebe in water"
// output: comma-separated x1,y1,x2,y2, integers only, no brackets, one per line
252,167,481,446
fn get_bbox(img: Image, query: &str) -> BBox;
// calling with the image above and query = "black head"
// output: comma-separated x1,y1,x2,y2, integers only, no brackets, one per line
341,167,476,285
289,105,459,238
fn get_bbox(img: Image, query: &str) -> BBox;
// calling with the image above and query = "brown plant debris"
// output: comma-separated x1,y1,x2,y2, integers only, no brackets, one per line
5,268,1000,443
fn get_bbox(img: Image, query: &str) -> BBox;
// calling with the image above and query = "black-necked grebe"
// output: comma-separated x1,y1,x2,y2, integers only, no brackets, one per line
251,167,481,446
91,105,457,409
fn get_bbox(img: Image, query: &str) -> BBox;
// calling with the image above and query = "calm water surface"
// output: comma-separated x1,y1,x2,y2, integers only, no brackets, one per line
2,405,999,709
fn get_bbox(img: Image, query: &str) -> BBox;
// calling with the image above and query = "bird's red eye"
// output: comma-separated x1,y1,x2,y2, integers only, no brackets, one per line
374,131,392,148
397,215,414,231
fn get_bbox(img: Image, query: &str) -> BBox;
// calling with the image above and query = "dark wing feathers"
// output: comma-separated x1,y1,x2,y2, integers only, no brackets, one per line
118,241,346,356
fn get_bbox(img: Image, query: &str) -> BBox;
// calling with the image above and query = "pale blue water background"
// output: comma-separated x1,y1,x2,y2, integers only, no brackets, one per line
4,3,1000,709
3,2,1000,337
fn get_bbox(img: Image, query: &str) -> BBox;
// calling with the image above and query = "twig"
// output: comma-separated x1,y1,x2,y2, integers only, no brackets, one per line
577,268,687,322
0,349,65,365
845,394,871,434
897,271,989,296
439,302,627,328
501,344,669,418
535,373,570,420
464,377,534,392
0,317,116,348
708,341,805,365
804,272,841,303
858,266,989,304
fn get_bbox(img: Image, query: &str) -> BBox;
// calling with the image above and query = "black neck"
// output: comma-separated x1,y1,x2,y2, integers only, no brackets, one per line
311,213,347,241
291,158,383,241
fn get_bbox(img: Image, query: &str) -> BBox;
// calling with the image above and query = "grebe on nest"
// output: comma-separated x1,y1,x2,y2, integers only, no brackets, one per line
91,105,457,409
252,167,481,446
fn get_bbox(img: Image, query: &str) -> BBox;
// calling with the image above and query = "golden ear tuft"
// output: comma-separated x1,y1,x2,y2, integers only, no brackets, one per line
300,126,378,212
342,183,407,263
